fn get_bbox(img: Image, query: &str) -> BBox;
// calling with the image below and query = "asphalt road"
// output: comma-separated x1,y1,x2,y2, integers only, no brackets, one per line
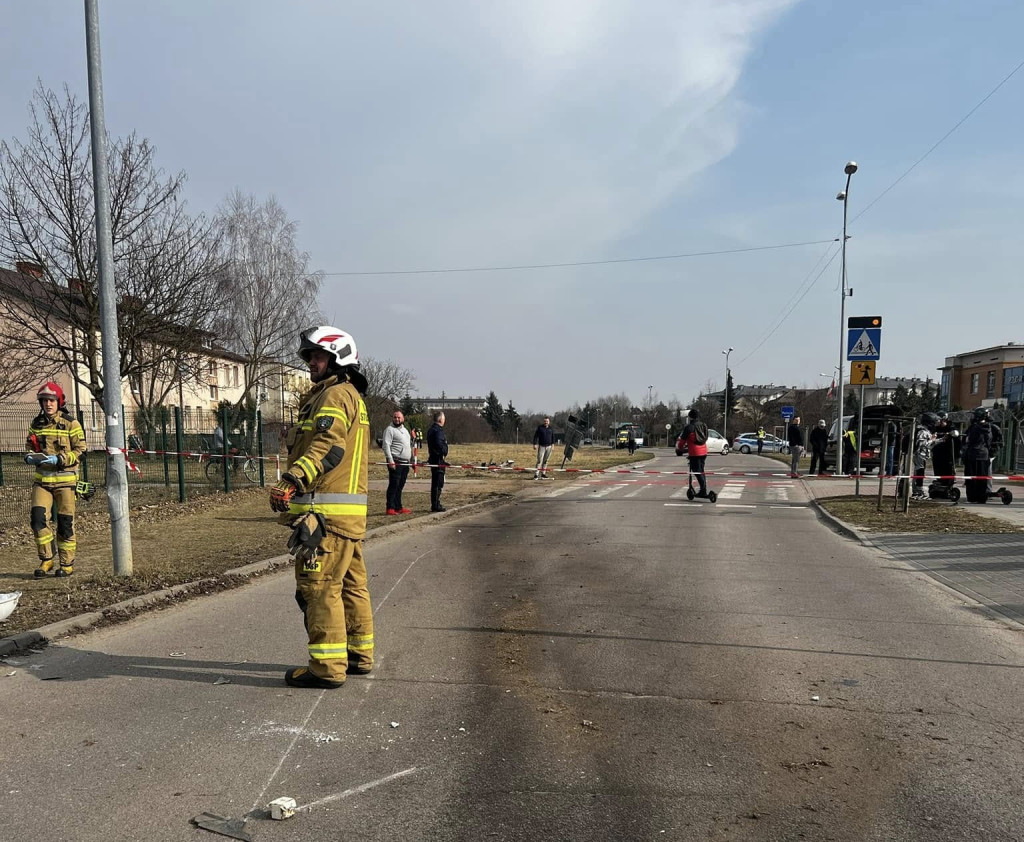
2,449,1024,841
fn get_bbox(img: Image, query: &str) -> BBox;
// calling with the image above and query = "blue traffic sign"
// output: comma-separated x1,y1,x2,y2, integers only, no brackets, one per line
781,405,795,420
847,328,881,361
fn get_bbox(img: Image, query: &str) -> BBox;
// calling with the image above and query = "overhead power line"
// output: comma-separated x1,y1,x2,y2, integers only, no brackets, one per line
723,55,1024,379
853,56,1024,223
321,239,834,277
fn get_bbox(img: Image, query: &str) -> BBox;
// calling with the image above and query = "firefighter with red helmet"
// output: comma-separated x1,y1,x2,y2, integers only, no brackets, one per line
270,326,373,689
26,382,87,577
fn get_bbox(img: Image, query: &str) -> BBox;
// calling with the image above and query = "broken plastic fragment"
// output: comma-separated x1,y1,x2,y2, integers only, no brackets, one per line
190,812,252,841
811,695,820,702
389,721,400,728
213,677,231,686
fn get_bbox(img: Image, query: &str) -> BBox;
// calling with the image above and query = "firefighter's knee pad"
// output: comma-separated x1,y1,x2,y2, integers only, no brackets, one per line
30,506,48,532
56,514,74,540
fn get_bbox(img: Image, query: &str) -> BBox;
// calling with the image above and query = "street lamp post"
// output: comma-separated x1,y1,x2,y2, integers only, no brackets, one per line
835,162,858,476
721,347,733,440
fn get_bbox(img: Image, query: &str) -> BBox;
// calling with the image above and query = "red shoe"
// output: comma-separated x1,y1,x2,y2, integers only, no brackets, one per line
398,508,412,514
386,508,398,515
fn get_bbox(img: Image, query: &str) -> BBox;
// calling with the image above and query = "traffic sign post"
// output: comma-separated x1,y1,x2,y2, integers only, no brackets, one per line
846,317,882,494
850,361,876,386
781,406,795,453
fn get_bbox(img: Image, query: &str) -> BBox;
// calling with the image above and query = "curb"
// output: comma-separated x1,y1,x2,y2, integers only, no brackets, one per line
807,498,877,548
0,493,517,657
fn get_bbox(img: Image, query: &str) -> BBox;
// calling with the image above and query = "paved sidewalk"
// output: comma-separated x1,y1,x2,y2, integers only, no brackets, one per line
800,474,1024,625
868,533,1024,624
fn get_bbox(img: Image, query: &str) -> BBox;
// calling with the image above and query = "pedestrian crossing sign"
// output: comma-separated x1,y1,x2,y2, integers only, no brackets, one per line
850,361,876,386
847,327,881,360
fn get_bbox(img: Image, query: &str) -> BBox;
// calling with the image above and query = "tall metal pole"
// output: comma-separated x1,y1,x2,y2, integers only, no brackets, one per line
836,162,857,477
722,347,733,440
85,0,133,576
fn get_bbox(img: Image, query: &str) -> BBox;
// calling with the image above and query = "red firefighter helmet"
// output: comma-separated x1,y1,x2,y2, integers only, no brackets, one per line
37,381,66,408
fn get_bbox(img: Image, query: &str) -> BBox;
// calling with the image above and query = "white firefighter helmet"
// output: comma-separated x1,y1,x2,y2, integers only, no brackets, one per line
298,326,367,393
298,326,359,368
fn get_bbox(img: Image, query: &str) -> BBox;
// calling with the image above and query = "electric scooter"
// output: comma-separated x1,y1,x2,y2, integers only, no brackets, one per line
685,469,717,503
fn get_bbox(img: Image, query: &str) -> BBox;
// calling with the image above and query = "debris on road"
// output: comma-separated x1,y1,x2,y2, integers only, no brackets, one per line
268,796,297,820
190,812,252,841
213,677,231,685
810,695,820,702
169,652,186,658
390,721,400,728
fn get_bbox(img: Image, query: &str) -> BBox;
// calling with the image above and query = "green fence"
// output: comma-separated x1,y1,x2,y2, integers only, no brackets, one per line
0,403,284,531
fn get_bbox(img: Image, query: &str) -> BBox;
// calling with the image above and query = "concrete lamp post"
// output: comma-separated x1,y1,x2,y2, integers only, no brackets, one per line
835,161,857,476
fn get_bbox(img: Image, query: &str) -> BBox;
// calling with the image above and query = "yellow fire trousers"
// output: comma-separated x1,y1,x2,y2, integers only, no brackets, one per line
294,532,374,682
31,484,77,565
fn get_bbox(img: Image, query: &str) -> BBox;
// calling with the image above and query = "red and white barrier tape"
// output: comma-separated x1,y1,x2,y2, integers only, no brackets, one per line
88,449,1023,484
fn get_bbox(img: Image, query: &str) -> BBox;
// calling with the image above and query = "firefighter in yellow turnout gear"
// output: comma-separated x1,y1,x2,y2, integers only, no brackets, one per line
27,382,86,577
270,326,373,689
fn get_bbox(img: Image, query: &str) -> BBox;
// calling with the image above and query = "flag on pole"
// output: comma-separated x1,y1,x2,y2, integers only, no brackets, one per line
827,378,836,398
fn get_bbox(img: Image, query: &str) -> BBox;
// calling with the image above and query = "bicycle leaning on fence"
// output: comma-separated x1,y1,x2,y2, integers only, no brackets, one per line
203,446,260,484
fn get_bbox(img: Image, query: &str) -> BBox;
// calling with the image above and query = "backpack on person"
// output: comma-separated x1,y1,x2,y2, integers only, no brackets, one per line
692,423,708,445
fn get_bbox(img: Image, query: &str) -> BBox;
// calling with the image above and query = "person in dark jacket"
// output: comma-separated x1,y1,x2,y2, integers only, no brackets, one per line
787,417,805,477
681,409,710,497
962,410,992,503
427,411,449,512
808,420,829,476
533,417,555,478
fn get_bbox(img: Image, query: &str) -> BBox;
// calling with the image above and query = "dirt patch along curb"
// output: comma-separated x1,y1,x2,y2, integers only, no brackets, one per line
0,493,513,656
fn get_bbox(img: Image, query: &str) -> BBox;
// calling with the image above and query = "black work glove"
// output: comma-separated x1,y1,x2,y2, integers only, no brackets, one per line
287,512,327,565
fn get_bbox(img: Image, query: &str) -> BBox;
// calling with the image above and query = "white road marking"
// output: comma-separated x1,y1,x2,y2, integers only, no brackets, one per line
624,485,649,498
717,504,756,509
717,481,746,500
543,485,573,498
298,767,422,812
592,484,628,498
669,487,690,499
771,505,808,510
664,503,689,507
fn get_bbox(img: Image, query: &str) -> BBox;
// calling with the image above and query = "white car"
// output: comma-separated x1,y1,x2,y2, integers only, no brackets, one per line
675,428,730,456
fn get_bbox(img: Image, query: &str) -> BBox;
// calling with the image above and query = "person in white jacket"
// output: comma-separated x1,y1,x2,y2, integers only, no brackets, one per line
382,410,413,514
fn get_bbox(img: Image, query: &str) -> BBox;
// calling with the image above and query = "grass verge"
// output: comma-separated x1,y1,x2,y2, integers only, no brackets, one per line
0,444,649,637
818,495,1023,535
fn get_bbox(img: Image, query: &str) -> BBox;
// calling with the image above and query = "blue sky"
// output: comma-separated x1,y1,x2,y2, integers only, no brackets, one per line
1,1,1021,412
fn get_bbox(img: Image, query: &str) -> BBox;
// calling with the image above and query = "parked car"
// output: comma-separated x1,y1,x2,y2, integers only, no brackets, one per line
823,407,893,473
732,432,788,454
676,428,730,456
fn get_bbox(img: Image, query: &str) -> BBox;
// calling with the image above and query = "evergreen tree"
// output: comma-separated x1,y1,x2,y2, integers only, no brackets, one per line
504,400,521,441
890,383,911,414
723,371,737,417
845,389,860,418
399,392,420,416
480,390,504,435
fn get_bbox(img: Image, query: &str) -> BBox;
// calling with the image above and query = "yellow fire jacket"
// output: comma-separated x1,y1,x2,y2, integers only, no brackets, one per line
281,374,369,540
27,411,87,489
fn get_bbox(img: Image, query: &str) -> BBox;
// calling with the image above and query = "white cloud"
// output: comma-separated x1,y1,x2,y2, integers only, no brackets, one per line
326,0,801,273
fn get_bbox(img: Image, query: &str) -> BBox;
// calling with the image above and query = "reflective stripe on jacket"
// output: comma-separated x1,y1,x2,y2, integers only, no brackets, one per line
27,411,86,489
281,375,369,539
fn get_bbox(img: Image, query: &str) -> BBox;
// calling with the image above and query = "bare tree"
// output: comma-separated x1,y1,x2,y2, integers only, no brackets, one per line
360,356,416,435
0,320,58,401
214,191,322,408
0,84,223,426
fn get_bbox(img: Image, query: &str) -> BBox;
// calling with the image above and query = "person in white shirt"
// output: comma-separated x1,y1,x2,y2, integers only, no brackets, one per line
382,410,413,514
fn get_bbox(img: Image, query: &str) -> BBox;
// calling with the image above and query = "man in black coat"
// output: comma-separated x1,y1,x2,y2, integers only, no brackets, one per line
808,420,829,476
427,411,449,512
962,410,992,503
